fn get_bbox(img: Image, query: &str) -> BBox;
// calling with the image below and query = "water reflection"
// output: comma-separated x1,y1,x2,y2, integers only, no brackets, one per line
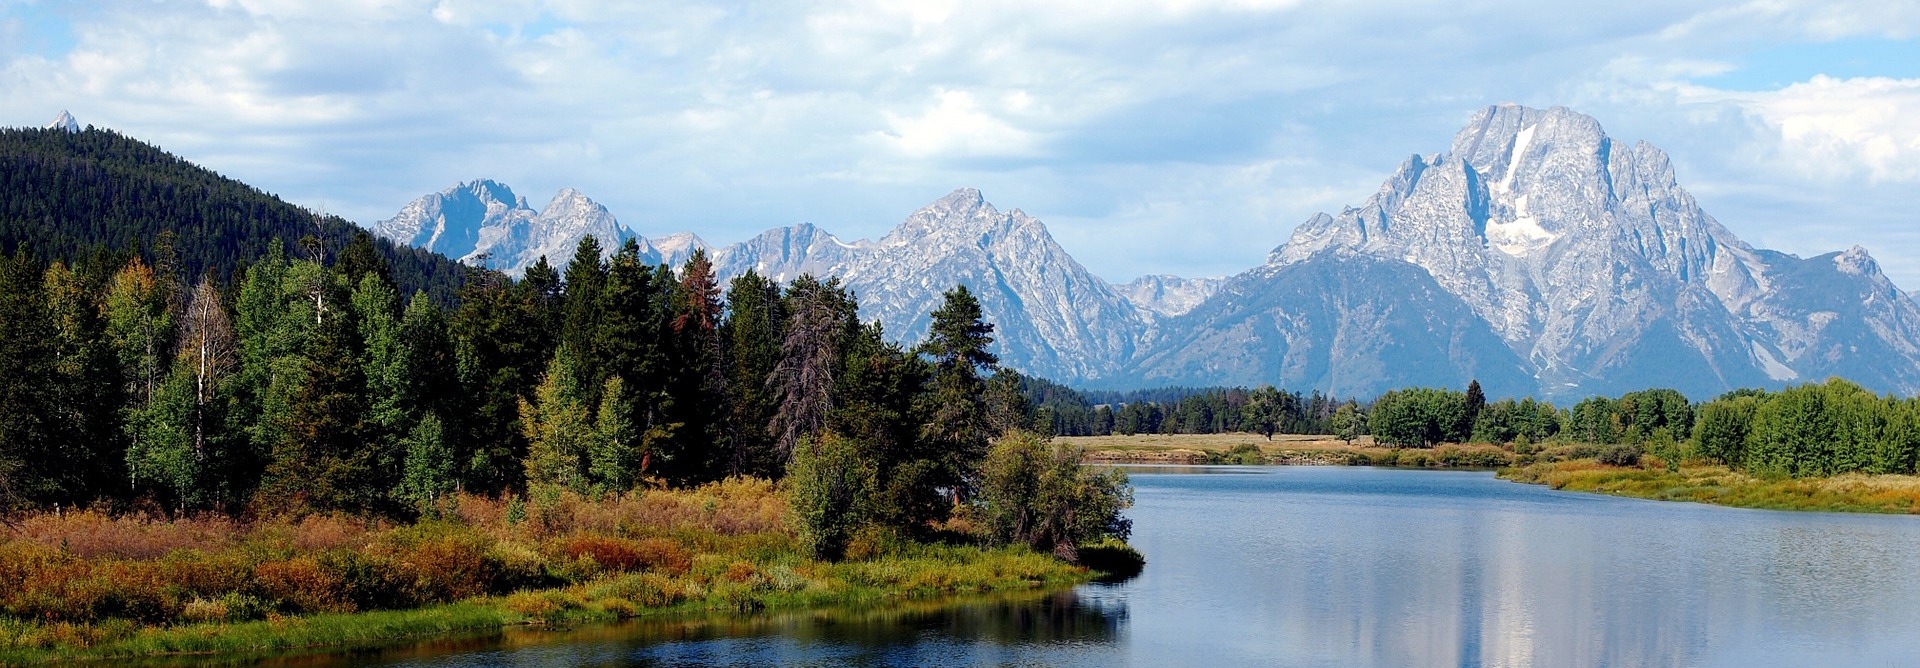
264,588,1125,668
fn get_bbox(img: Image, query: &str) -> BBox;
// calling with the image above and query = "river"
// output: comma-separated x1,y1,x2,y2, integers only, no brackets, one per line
280,466,1920,667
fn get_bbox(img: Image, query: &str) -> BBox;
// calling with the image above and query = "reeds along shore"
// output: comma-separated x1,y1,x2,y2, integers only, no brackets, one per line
0,479,1094,663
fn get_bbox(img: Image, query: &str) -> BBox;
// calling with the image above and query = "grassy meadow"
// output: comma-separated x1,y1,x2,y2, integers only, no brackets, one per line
0,480,1094,664
1500,460,1920,514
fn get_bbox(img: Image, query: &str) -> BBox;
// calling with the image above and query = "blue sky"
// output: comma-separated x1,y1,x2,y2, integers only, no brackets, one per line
4,0,1919,288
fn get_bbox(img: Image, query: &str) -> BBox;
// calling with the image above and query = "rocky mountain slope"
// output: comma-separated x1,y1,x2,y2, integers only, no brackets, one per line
1137,105,1920,398
703,189,1148,382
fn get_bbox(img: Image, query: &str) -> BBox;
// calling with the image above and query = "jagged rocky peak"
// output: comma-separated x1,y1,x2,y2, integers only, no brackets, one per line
648,232,711,268
1834,245,1881,277
371,180,632,276
1232,103,1920,398
1121,274,1223,319
883,187,1048,247
45,110,79,133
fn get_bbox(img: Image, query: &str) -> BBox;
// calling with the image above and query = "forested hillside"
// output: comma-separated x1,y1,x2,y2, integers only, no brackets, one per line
0,127,467,303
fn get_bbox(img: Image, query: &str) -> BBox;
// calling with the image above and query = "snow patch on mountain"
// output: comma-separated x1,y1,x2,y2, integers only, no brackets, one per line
45,110,79,133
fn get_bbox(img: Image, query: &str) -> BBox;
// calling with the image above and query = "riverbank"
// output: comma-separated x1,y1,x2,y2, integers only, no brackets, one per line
1499,460,1920,514
1064,433,1512,468
0,480,1103,665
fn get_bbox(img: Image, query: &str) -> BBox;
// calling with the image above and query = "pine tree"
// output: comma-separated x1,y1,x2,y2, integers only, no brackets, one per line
916,285,997,499
722,270,786,477
594,240,674,479
659,249,727,485
1464,379,1486,436
42,260,127,502
558,236,608,399
0,250,64,507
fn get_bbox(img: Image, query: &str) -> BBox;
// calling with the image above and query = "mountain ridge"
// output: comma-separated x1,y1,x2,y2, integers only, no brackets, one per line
367,105,1920,398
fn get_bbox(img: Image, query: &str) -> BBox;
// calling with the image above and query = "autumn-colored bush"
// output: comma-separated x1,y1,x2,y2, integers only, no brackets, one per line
6,510,238,559
563,535,647,573
252,556,351,614
0,478,822,631
452,479,788,539
370,524,498,605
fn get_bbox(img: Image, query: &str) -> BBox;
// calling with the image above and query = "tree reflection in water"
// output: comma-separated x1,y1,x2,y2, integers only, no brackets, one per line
226,588,1128,668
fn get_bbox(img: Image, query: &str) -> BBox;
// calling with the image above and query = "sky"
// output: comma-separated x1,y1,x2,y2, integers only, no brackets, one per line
3,0,1919,287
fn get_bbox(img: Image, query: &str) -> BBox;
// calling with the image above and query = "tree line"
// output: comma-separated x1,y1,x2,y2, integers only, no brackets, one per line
0,233,1129,557
1020,378,1345,438
1337,379,1920,479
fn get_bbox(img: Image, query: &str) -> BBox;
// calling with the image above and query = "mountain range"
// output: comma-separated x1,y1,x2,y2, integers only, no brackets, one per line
367,105,1920,400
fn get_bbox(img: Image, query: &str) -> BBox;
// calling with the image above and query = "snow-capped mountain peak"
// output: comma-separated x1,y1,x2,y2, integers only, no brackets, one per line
45,110,79,133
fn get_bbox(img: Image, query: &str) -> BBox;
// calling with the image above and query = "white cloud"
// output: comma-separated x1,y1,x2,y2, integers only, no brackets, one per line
878,89,1039,158
1675,75,1920,182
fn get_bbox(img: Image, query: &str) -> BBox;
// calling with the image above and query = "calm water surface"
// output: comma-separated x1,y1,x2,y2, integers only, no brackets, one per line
281,467,1920,667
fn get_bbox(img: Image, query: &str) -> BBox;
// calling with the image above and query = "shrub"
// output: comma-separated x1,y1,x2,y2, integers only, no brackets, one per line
563,535,648,573
977,431,1133,560
786,433,876,560
1598,444,1642,467
252,556,350,614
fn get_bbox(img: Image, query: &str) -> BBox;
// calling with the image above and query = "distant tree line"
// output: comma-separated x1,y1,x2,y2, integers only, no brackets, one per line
0,233,1130,557
1019,377,1346,438
1038,375,1920,480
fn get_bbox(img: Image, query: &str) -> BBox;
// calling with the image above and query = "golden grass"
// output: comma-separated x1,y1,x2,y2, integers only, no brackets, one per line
1500,460,1920,514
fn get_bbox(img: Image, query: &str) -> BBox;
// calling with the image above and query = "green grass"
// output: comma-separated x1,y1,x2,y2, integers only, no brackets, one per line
1500,460,1920,514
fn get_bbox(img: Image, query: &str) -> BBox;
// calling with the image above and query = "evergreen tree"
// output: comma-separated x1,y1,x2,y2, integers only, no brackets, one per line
42,260,127,502
260,263,377,513
985,369,1036,436
558,236,608,397
722,270,785,477
1464,379,1486,433
916,285,997,499
660,249,727,485
0,250,65,507
594,240,673,480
